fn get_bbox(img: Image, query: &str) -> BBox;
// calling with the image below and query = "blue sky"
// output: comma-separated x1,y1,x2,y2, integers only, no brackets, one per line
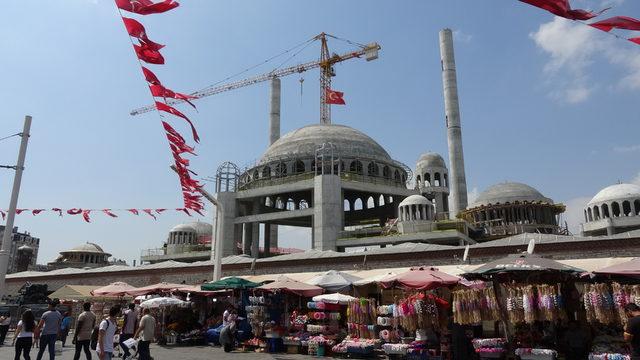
1,0,639,265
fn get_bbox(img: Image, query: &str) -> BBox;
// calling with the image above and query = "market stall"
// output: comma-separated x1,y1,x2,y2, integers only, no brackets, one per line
139,297,192,345
461,252,585,360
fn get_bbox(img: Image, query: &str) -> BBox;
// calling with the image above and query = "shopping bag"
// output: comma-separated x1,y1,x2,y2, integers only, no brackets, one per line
123,338,138,349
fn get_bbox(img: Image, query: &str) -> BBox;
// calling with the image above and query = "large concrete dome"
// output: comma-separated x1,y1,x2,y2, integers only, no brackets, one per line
588,183,640,206
471,182,553,207
66,242,107,254
260,124,392,164
170,222,212,236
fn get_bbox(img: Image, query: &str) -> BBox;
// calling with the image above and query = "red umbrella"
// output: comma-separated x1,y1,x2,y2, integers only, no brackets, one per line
593,258,640,279
257,275,324,297
91,282,138,297
380,267,460,290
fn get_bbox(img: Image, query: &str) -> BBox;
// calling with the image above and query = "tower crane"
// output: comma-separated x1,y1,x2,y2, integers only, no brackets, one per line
130,33,380,124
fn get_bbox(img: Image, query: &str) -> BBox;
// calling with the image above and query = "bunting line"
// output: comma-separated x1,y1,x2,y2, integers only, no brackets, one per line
0,208,196,223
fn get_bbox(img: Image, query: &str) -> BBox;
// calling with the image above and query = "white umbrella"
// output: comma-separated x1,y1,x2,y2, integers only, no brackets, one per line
312,293,357,305
139,297,190,309
306,270,362,292
353,272,398,286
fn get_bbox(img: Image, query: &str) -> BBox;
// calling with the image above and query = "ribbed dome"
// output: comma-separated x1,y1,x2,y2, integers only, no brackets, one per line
399,195,432,207
260,124,392,164
588,183,640,205
65,242,108,254
170,222,212,235
471,182,553,207
416,152,446,168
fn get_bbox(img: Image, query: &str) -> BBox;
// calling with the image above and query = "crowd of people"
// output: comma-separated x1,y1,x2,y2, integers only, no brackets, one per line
0,299,156,360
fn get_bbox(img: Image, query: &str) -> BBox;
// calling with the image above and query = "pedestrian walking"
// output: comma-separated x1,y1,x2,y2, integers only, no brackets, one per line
133,308,155,360
0,311,11,345
12,309,35,360
72,302,95,360
35,299,62,360
624,303,640,360
119,304,137,360
97,306,119,360
59,312,72,347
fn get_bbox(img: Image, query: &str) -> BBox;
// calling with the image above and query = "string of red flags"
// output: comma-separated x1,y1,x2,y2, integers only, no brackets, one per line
326,89,346,105
114,0,205,216
518,0,640,46
519,0,608,21
0,208,196,223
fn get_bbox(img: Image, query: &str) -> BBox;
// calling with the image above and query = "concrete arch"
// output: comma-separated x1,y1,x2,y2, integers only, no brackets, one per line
425,173,431,187
354,198,363,210
602,203,610,218
275,162,287,177
434,172,441,187
261,166,271,179
393,170,401,182
379,194,385,206
299,199,309,209
444,173,448,187
383,166,391,179
293,160,305,174
367,196,375,209
350,160,363,175
286,198,296,210
635,199,640,216
612,201,621,217
367,162,379,177
622,200,631,216
344,199,351,211
275,197,285,209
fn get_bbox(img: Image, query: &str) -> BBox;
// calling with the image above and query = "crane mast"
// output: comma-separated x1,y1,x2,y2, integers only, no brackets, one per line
130,33,380,120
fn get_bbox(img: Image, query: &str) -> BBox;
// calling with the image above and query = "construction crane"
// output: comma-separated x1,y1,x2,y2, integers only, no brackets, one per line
130,33,380,124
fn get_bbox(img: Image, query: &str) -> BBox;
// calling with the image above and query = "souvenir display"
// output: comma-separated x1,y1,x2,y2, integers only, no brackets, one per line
504,284,566,324
452,287,500,325
584,283,640,325
514,348,557,360
347,298,378,338
473,338,507,358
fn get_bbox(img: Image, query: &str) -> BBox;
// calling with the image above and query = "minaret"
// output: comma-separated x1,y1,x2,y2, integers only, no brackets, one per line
266,77,281,251
439,29,468,219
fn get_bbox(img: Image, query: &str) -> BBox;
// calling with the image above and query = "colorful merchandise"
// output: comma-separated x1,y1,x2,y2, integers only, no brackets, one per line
453,287,500,325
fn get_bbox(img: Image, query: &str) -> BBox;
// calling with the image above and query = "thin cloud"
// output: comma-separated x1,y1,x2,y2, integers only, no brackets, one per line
530,17,640,103
453,30,473,44
613,144,640,153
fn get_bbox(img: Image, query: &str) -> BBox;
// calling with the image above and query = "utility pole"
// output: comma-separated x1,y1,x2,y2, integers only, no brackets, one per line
0,115,32,300
171,166,223,281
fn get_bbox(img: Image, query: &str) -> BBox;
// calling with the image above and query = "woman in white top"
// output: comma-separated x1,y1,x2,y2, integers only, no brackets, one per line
12,309,35,360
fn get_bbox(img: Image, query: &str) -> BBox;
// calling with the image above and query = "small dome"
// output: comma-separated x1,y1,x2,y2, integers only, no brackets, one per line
65,242,108,254
471,182,553,207
417,152,446,169
260,124,392,164
588,183,640,205
170,222,212,235
17,245,33,252
399,195,432,207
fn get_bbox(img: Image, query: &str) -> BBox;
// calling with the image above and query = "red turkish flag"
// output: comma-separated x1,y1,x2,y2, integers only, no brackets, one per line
134,42,165,64
52,208,63,217
102,209,119,218
150,84,196,109
629,37,640,45
127,209,140,215
15,209,27,215
142,66,162,85
590,16,640,32
116,0,179,15
177,208,192,216
143,209,157,220
155,208,168,214
67,208,83,215
32,209,45,216
155,101,200,143
326,89,346,105
82,210,92,223
519,0,607,21
0,211,5,220
122,17,164,51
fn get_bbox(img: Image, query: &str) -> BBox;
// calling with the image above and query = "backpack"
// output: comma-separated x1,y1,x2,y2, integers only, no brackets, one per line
90,319,110,350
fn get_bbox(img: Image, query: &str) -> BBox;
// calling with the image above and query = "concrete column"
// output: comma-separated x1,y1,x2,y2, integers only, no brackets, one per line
251,224,260,258
269,77,281,145
242,223,253,255
313,175,343,251
264,223,272,256
216,192,237,257
440,29,468,219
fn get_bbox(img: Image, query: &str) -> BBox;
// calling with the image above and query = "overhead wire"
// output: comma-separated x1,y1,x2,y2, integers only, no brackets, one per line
0,132,21,142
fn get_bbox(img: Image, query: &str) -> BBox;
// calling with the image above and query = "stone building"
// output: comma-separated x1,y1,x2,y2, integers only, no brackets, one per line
47,242,111,269
0,226,39,274
582,183,640,236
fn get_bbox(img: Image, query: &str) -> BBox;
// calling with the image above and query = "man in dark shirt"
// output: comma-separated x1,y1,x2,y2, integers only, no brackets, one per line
624,303,640,360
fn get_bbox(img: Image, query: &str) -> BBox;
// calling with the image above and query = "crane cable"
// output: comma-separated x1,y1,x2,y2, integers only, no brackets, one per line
198,36,318,93
0,132,21,142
